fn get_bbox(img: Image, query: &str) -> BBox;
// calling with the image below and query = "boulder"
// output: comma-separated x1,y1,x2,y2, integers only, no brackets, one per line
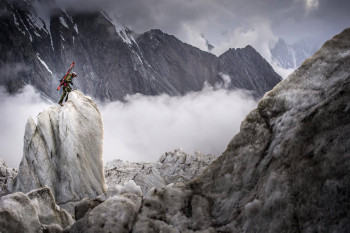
0,187,74,233
67,180,142,233
27,187,74,229
0,192,42,233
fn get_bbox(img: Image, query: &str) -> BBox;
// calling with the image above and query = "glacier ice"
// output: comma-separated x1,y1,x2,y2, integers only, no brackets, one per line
11,90,106,204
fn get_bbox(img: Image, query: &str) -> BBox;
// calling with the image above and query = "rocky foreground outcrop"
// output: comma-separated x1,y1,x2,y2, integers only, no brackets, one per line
0,187,74,233
11,90,106,204
105,150,217,195
0,159,17,197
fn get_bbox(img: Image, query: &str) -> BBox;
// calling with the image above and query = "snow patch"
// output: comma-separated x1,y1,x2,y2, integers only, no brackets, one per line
17,14,33,42
74,24,78,33
100,10,135,45
36,54,53,74
27,12,45,31
13,13,19,27
59,16,68,28
32,1,54,50
62,9,74,23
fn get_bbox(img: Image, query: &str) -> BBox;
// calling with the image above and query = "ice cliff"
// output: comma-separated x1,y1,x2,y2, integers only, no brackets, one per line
11,90,106,204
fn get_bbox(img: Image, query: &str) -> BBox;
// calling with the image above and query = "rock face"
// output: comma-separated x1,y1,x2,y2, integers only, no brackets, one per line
131,28,350,232
0,0,281,101
105,150,217,195
0,187,74,233
0,158,17,197
12,90,106,204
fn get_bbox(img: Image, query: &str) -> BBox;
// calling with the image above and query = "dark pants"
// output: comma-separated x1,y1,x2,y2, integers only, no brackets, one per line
59,86,72,103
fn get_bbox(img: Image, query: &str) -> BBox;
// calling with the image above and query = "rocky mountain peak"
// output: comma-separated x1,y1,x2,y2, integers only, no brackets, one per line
1,0,281,101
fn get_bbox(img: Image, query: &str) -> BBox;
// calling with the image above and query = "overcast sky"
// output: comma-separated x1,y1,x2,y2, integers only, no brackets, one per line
52,0,350,77
57,0,349,53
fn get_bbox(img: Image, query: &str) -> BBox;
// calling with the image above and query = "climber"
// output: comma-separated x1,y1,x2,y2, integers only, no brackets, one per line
58,72,77,106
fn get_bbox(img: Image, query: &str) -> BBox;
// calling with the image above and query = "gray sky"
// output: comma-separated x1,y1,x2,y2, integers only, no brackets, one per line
54,0,349,76
57,0,350,49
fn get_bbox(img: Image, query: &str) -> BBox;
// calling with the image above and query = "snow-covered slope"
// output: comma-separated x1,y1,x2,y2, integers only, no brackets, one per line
271,38,318,70
11,90,106,204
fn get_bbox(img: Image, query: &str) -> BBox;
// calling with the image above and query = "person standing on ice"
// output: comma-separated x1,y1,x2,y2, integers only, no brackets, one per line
58,71,77,106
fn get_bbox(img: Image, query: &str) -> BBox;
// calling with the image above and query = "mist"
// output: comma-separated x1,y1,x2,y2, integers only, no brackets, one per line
0,85,50,168
0,84,257,168
99,85,257,163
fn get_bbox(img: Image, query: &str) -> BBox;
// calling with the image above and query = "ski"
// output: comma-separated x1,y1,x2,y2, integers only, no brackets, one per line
57,62,75,90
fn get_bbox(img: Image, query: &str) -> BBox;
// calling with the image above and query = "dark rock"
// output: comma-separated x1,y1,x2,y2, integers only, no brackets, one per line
0,0,281,101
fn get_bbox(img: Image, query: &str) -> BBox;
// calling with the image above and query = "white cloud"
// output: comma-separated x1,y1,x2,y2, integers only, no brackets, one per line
305,0,319,11
270,61,295,79
211,20,296,79
0,84,256,168
212,19,278,59
179,23,208,51
0,86,50,168
99,86,256,163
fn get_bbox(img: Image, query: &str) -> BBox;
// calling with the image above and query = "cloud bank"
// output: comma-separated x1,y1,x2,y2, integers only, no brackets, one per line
0,84,257,168
100,86,257,163
0,86,50,168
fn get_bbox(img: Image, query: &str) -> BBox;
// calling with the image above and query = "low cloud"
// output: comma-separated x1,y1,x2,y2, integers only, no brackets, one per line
99,86,257,163
212,20,278,58
0,85,50,168
0,84,257,168
0,62,30,83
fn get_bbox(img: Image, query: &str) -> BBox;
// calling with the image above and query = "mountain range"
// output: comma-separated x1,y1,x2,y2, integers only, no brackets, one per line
270,38,319,70
0,0,281,101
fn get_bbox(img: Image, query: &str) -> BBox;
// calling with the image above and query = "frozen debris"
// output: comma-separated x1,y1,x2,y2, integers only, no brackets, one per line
0,187,74,233
69,180,142,233
105,150,217,195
